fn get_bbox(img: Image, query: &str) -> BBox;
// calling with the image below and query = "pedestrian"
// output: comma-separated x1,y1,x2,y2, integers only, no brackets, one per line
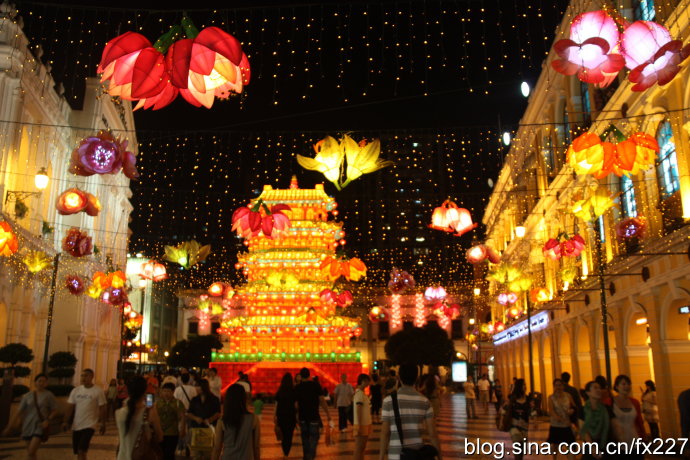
379,363,441,460
477,374,491,413
146,372,160,399
420,374,441,418
546,378,576,460
580,380,610,460
463,376,477,419
2,373,58,460
369,374,383,424
156,382,186,460
63,368,107,460
611,374,645,460
106,379,118,421
211,384,260,460
494,378,504,412
641,380,660,439
561,372,583,427
187,379,221,459
508,378,530,460
206,368,222,400
274,372,297,460
509,377,517,396
353,373,372,460
383,370,398,398
162,372,177,387
116,378,128,410
174,373,198,410
294,367,332,460
252,393,265,420
115,376,163,460
334,373,355,432
595,375,613,406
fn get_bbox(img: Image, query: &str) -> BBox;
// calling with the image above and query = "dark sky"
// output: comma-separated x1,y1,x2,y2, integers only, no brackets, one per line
16,0,570,288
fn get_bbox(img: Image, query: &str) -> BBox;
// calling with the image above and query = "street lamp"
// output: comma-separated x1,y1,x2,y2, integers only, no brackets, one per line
5,168,49,203
515,226,526,238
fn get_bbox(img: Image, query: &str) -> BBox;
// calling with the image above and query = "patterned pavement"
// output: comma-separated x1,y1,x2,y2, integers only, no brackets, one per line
0,393,552,459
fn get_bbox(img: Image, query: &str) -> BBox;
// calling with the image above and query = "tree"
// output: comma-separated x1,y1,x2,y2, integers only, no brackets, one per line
167,335,222,369
47,351,78,381
384,323,455,369
0,343,34,377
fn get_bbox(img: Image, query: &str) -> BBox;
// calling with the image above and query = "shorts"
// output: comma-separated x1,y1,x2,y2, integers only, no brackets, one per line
479,390,489,402
72,428,95,454
509,426,528,443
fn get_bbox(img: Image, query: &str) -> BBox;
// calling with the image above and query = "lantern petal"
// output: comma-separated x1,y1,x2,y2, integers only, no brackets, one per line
98,31,152,74
194,26,243,65
166,38,194,89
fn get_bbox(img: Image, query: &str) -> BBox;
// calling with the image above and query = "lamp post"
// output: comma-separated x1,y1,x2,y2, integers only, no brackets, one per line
41,252,61,373
526,295,534,394
5,167,49,204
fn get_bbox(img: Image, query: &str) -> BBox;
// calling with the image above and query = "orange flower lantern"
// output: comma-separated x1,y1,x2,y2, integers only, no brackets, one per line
429,200,477,237
0,221,18,256
139,259,167,282
319,256,367,281
530,287,550,303
567,132,617,179
615,132,659,175
508,306,522,319
208,281,225,296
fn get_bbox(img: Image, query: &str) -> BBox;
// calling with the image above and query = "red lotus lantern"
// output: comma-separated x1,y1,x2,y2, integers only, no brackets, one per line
552,10,625,86
336,290,354,308
369,306,389,322
542,238,562,260
498,292,518,306
0,221,18,257
561,234,586,258
466,245,487,264
530,287,550,303
616,216,647,240
388,267,415,294
56,188,101,217
65,274,85,295
208,281,226,297
429,200,477,236
140,259,167,282
62,228,93,258
494,321,506,333
508,306,522,319
621,20,690,91
232,200,291,240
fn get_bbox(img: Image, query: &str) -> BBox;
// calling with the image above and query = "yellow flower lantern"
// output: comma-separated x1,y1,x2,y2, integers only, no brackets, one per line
23,250,53,273
571,186,617,222
164,240,211,269
0,221,18,256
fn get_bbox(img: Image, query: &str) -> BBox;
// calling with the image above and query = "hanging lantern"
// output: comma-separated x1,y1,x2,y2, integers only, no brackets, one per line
542,238,562,261
0,221,18,257
387,267,416,294
23,250,53,274
560,267,578,285
567,132,617,179
139,259,168,282
494,321,506,333
508,306,523,319
571,186,617,222
424,286,447,301
530,287,550,303
497,292,519,306
466,244,487,264
551,10,625,86
70,131,139,180
561,234,586,257
56,188,101,217
232,200,291,240
620,20,690,91
429,200,477,236
208,281,226,296
65,275,86,295
62,228,93,258
508,275,533,293
615,133,659,175
163,240,211,269
616,216,647,240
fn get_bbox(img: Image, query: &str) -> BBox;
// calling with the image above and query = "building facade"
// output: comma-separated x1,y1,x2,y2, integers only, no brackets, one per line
484,0,690,437
0,8,135,385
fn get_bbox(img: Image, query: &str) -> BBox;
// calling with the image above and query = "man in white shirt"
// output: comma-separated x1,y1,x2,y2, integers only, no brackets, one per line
173,373,197,410
477,374,491,413
206,367,222,399
334,373,355,432
62,369,107,460
464,376,477,419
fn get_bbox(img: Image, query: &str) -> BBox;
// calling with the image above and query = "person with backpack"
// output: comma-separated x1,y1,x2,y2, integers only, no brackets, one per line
379,363,441,460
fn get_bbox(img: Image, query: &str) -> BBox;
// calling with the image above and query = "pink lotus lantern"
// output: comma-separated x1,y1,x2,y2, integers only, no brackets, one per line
552,10,625,86
139,259,167,282
542,238,562,260
561,234,586,257
424,286,447,301
616,216,647,240
498,292,518,306
620,20,690,91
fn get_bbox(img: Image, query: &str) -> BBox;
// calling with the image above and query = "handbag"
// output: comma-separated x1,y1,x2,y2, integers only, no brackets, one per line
132,407,162,460
33,392,50,443
190,425,215,452
496,402,512,432
391,392,439,460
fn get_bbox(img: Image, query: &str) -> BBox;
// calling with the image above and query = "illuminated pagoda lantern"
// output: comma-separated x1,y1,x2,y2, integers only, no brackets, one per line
211,177,362,394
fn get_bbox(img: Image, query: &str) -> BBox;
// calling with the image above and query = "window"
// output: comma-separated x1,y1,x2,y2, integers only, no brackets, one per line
379,321,390,339
188,321,199,335
620,175,638,218
656,121,680,199
634,0,656,21
451,319,464,339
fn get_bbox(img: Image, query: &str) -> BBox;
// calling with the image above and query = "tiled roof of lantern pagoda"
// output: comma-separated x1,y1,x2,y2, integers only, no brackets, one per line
252,179,336,210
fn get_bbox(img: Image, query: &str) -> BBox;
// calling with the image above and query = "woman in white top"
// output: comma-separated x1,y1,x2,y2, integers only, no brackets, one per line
353,373,372,460
115,376,163,460
546,378,575,460
611,374,645,460
641,380,660,439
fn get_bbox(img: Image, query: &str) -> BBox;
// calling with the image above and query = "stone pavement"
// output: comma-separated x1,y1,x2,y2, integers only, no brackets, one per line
0,393,554,459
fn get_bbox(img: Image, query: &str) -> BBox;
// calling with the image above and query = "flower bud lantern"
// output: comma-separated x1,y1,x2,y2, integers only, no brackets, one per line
429,200,477,237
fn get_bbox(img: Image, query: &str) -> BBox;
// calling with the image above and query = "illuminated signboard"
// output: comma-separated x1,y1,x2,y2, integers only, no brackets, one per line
493,311,550,346
452,361,468,382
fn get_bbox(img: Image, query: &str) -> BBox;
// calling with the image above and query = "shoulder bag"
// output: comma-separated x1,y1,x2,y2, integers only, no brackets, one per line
33,392,50,443
132,407,163,460
496,401,512,432
391,392,439,460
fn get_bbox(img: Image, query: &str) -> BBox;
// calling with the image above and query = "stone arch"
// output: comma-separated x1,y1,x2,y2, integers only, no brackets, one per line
623,303,654,384
542,332,555,397
660,293,690,341
576,319,593,385
557,324,574,384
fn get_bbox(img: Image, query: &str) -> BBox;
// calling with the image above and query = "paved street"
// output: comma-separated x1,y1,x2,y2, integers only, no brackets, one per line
0,393,557,459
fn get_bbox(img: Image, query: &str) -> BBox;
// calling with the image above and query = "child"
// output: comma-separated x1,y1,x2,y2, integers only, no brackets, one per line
252,393,265,420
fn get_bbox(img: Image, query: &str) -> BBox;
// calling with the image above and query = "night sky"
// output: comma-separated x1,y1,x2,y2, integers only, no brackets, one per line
16,0,570,289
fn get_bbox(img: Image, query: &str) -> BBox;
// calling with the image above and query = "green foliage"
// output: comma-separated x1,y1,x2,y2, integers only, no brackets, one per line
12,365,31,377
48,368,75,378
14,199,28,219
0,343,34,366
48,351,77,369
12,384,29,399
167,335,222,369
46,384,74,397
384,323,455,368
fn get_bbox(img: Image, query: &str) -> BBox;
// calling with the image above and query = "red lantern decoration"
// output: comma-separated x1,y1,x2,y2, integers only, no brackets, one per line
56,188,101,217
494,321,506,333
530,287,550,303
232,200,291,240
621,20,690,91
508,306,522,319
62,228,93,258
616,216,647,240
561,234,586,258
498,292,518,306
0,221,18,257
429,200,477,236
65,274,85,295
552,10,625,86
139,259,167,282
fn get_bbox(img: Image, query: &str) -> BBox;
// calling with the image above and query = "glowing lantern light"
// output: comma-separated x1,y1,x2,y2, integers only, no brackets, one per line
561,234,586,257
139,259,167,282
497,292,519,306
388,267,415,293
621,20,690,91
616,216,647,241
413,293,427,328
232,200,291,240
520,81,530,97
571,186,617,222
208,282,226,296
502,132,511,146
424,286,447,301
23,250,53,274
56,188,101,217
542,238,562,261
65,275,86,295
508,306,522,319
70,131,139,180
515,226,526,238
34,168,49,190
62,228,93,258
615,133,659,175
0,222,18,257
429,200,477,237
390,294,402,330
494,321,506,333
530,287,550,303
567,132,617,179
509,276,533,293
466,244,501,265
552,10,625,86
164,240,210,269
